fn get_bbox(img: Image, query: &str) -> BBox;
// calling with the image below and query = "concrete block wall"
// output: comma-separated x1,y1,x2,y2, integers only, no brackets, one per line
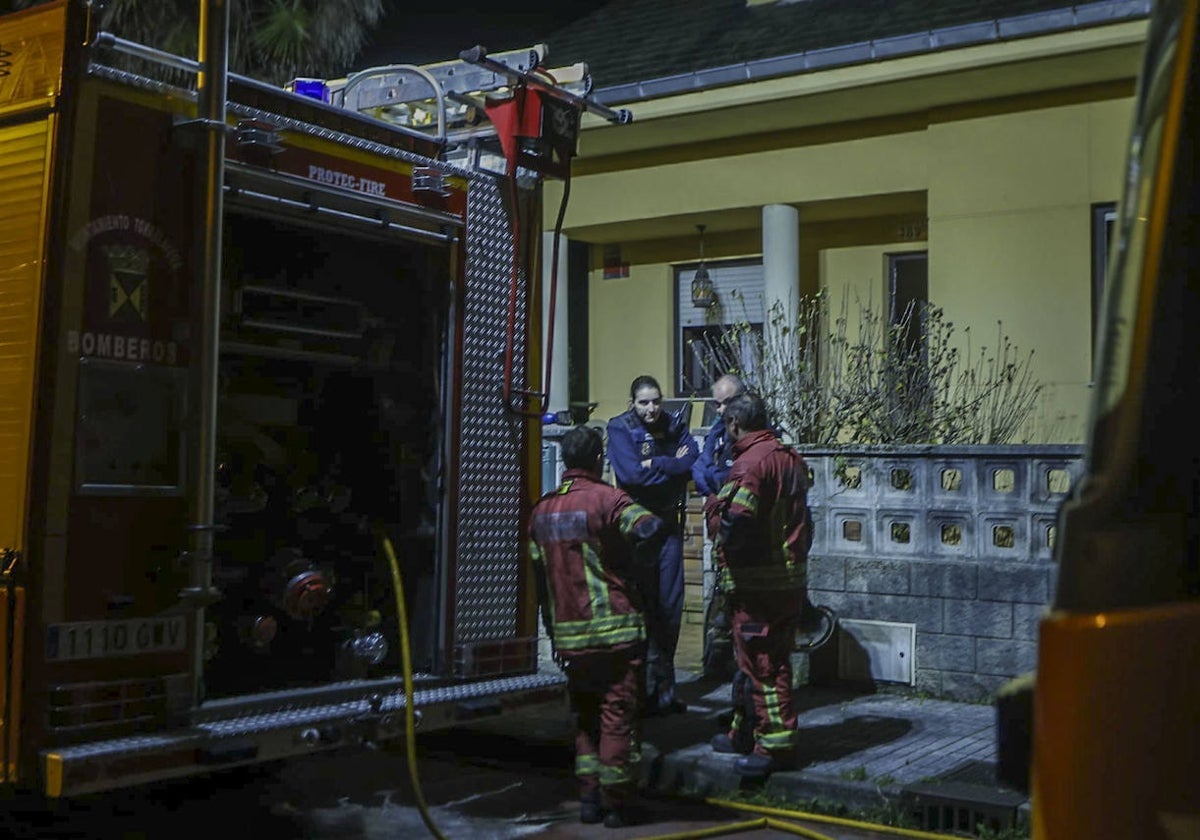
799,444,1085,701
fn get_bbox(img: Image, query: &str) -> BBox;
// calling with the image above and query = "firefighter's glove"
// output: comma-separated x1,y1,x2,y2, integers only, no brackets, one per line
718,511,755,556
631,513,668,568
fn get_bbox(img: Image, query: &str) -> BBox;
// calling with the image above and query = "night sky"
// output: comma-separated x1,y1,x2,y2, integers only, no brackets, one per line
356,1,608,69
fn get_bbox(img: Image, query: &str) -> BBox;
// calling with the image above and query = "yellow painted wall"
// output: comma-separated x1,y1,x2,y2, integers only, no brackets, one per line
555,130,929,231
588,261,675,422
570,93,1134,441
1088,98,1136,200
928,100,1130,440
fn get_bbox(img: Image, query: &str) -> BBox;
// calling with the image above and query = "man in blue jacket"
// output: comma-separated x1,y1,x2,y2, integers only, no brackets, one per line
693,374,744,681
692,374,755,738
692,374,745,502
607,375,699,716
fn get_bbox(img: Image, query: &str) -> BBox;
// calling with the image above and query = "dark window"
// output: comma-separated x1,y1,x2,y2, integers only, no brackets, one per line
885,252,930,435
1091,202,1118,359
678,322,764,396
888,251,929,357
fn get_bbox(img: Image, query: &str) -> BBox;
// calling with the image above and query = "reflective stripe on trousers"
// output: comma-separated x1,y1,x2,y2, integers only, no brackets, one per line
568,648,644,809
732,592,801,756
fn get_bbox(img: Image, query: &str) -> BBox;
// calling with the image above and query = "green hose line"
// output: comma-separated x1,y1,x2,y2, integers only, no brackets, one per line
706,798,959,840
381,533,449,840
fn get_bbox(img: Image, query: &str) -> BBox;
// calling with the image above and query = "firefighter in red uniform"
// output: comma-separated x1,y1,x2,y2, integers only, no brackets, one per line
708,392,812,776
529,426,666,827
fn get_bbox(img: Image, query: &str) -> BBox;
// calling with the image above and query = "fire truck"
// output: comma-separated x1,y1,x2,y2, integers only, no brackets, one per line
0,0,626,798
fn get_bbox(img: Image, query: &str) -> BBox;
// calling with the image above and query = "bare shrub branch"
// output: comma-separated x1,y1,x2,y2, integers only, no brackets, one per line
695,292,1044,445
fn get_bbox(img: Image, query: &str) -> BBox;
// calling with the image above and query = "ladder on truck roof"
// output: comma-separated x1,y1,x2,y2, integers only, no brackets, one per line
288,44,630,175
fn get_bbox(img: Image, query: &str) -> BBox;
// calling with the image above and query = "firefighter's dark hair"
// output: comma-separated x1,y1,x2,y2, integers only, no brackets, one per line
629,375,662,400
723,392,769,431
560,425,605,471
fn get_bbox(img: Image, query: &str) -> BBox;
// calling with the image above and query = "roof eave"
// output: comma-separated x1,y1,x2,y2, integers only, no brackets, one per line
591,0,1150,107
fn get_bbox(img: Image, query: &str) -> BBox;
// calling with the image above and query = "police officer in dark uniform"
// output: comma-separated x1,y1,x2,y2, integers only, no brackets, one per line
606,375,698,716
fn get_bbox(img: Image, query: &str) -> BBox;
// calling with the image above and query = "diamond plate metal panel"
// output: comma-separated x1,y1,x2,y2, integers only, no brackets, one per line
452,173,528,644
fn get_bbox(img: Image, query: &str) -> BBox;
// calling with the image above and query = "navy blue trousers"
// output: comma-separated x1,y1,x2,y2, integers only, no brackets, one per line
644,530,683,710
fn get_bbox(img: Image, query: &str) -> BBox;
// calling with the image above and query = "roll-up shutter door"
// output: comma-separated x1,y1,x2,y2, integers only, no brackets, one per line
0,116,53,553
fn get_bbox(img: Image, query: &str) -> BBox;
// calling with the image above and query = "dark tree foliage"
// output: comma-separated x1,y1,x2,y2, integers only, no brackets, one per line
10,0,385,85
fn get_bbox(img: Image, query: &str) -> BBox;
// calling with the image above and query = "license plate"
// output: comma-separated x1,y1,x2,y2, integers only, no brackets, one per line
46,616,187,662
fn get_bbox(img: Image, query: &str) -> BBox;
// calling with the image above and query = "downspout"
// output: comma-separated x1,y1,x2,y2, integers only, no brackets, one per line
184,0,229,707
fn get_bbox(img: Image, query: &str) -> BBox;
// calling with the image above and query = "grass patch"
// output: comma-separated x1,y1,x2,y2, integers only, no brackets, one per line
838,765,868,782
709,787,1031,839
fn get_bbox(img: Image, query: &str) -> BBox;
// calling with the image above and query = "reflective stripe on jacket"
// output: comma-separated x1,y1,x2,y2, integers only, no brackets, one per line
712,429,812,595
529,469,663,655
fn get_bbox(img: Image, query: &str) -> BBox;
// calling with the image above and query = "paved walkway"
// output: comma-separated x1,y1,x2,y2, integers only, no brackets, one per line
628,671,1027,831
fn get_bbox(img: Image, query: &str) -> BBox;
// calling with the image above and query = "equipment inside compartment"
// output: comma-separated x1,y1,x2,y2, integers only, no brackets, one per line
204,212,448,699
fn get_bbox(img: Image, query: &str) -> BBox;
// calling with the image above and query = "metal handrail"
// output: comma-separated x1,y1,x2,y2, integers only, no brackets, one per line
459,45,633,125
339,64,447,142
89,32,445,147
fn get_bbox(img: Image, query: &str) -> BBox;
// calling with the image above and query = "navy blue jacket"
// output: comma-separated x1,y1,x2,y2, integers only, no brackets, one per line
692,419,734,498
606,408,699,517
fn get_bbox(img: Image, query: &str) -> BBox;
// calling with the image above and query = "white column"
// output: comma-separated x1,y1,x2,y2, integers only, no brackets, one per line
762,204,799,339
541,232,570,415
762,205,799,442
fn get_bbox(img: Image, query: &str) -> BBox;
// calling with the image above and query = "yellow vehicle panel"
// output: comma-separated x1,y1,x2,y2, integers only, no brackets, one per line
0,116,54,559
0,0,65,120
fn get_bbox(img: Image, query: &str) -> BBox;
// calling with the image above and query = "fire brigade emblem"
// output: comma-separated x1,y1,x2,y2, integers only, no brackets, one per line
104,244,150,322
550,100,577,141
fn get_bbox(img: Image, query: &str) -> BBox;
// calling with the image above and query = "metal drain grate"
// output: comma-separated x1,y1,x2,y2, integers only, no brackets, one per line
899,777,1026,835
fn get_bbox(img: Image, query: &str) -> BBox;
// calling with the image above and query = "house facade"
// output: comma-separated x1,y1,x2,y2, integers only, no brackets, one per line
541,0,1150,442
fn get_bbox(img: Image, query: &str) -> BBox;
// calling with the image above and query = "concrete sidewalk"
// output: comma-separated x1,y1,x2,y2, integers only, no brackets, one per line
631,671,1028,833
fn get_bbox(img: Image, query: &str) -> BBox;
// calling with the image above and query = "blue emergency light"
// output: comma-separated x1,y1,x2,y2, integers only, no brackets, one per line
290,78,328,103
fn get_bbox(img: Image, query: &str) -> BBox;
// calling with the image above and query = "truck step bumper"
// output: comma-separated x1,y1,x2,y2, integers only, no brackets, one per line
41,672,567,797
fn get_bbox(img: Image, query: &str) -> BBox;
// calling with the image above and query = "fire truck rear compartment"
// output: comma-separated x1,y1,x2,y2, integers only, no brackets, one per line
206,211,446,699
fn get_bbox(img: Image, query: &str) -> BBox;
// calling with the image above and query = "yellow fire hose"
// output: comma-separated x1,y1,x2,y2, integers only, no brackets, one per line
700,799,961,840
636,798,963,840
380,533,449,840
640,816,839,840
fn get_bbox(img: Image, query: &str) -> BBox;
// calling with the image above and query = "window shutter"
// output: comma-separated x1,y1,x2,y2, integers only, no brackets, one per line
677,263,765,328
